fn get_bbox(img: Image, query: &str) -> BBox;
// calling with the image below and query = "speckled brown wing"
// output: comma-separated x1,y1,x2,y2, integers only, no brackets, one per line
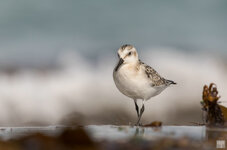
140,60,176,87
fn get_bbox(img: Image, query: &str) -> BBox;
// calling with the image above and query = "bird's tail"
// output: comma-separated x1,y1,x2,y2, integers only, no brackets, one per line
166,80,177,85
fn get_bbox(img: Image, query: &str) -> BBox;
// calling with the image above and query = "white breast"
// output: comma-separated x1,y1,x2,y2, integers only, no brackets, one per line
113,64,164,100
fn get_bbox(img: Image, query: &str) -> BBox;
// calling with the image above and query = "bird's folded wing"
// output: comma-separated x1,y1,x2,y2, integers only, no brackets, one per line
144,66,166,86
140,60,168,87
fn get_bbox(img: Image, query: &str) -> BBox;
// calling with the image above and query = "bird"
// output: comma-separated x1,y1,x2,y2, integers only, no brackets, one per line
113,44,176,126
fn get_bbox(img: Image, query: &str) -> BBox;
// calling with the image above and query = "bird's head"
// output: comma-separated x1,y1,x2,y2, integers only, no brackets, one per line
114,44,138,71
118,44,138,63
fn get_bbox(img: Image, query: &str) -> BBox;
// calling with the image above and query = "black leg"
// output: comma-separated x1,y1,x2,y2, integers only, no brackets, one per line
136,102,145,126
134,100,139,117
140,104,145,115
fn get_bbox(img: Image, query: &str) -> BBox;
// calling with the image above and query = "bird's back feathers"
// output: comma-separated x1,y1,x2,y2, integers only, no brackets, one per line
139,60,176,87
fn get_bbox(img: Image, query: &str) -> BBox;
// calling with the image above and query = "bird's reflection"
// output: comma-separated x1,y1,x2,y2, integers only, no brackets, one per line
133,126,162,138
134,127,145,137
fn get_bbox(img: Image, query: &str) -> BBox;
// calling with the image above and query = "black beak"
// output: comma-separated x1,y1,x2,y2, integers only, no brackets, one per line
114,58,124,72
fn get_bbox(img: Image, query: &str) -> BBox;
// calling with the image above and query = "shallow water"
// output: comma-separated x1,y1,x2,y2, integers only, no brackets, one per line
0,125,226,143
0,125,210,141
0,125,226,149
86,125,207,141
0,126,64,140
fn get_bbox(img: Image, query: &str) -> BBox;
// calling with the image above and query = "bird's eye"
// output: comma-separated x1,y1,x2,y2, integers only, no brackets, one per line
117,54,120,58
128,52,132,56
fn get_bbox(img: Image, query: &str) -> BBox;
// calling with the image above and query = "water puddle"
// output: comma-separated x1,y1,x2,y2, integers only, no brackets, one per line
0,125,226,149
0,125,226,141
86,125,206,141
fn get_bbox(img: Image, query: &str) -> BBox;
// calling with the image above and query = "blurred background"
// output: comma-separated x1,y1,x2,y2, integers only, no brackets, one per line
0,0,226,126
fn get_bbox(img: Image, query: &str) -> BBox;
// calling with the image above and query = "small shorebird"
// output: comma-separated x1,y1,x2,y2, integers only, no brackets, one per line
113,44,176,126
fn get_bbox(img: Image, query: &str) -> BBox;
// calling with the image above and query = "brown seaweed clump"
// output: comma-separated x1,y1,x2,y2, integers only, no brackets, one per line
201,83,224,126
142,121,162,127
